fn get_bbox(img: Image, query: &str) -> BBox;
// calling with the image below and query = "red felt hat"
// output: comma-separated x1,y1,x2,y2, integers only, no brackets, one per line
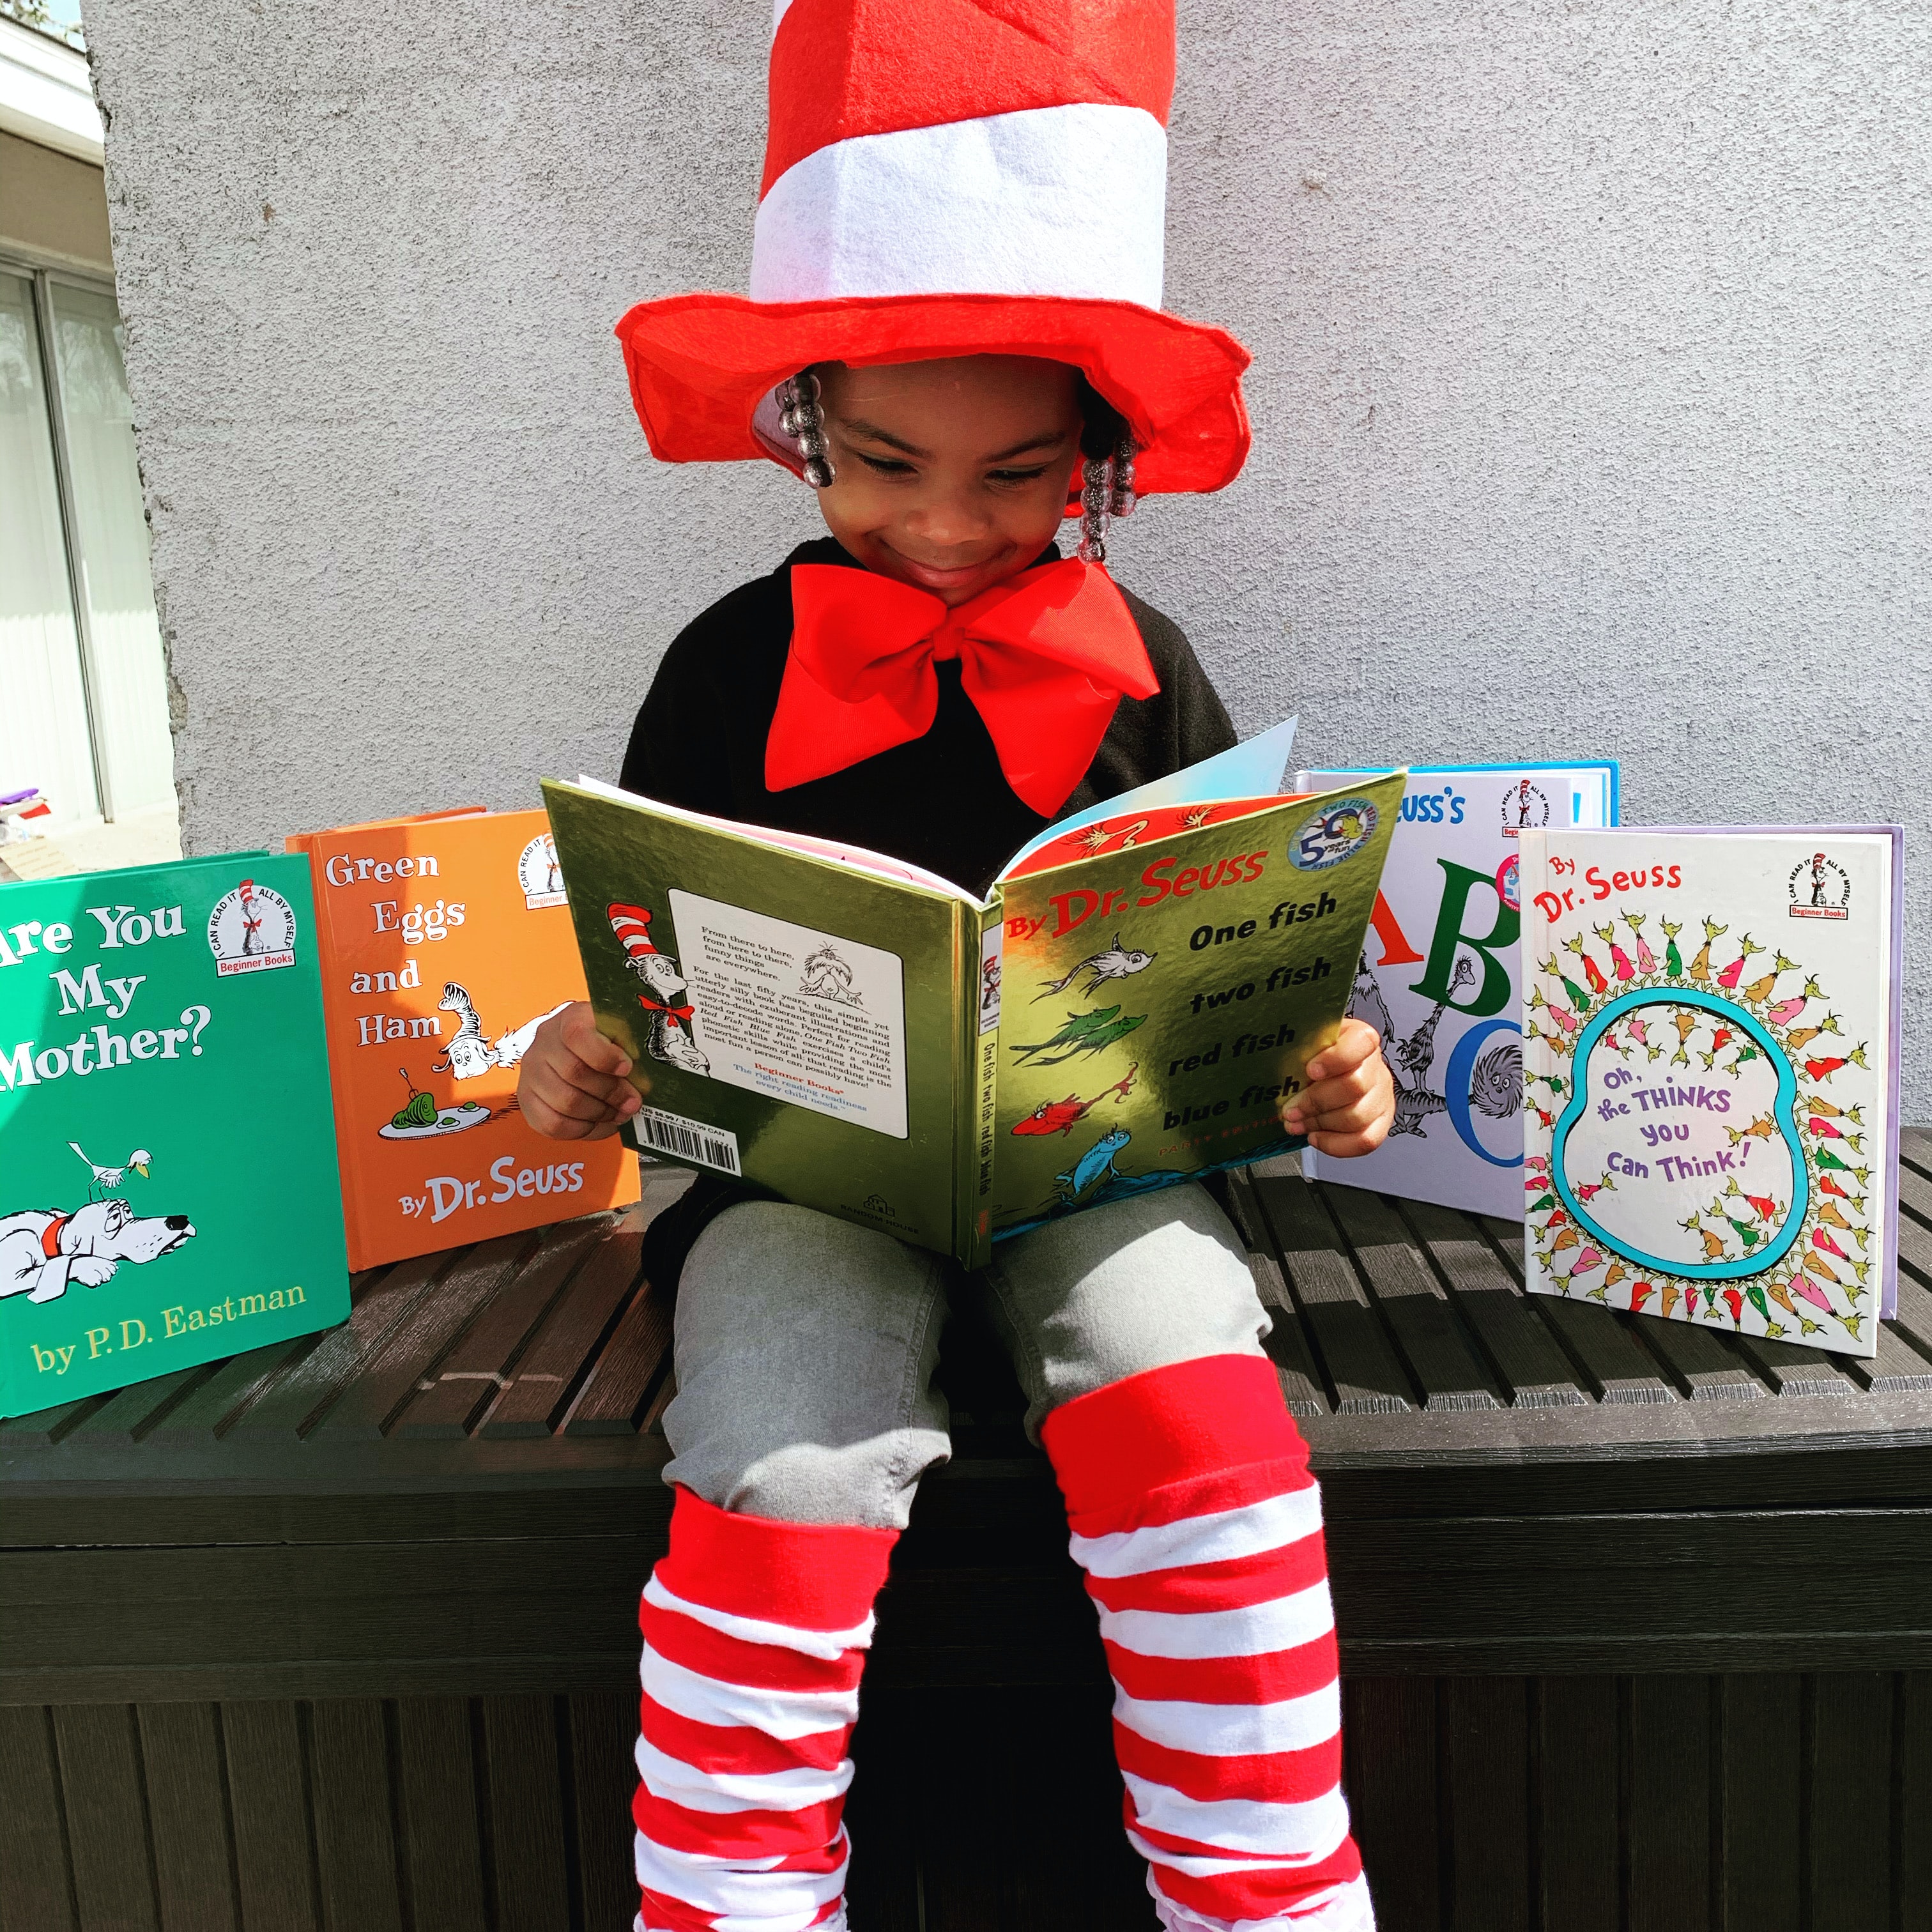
615,0,1253,497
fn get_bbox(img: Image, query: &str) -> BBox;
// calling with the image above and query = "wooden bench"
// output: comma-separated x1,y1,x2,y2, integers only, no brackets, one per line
6,1139,1932,1931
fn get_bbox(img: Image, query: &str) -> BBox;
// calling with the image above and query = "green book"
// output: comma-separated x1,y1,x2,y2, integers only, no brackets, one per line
544,756,1404,1269
0,853,349,1417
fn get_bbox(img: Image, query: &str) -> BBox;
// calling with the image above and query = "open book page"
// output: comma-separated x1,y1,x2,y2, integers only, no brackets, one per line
546,779,977,1259
999,716,1300,877
985,772,1407,1241
1520,826,1900,1357
569,777,983,906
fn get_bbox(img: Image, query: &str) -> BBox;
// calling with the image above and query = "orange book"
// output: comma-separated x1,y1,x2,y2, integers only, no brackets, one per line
288,807,636,1269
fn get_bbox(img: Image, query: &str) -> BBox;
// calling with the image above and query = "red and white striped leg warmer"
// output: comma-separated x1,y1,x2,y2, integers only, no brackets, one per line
1043,1354,1373,1932
633,1486,896,1932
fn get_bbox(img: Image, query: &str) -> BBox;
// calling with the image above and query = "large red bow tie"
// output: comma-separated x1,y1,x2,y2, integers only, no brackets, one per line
765,559,1160,818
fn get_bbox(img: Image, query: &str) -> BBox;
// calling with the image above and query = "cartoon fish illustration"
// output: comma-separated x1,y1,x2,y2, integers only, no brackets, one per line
1034,935,1156,1001
1011,1065,1140,1138
1055,1124,1133,1202
1009,1004,1147,1064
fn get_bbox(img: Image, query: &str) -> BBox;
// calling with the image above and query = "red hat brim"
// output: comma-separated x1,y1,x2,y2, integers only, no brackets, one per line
615,291,1252,496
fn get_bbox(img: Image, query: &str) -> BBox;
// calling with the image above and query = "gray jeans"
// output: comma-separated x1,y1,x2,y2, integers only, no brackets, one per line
662,1182,1272,1530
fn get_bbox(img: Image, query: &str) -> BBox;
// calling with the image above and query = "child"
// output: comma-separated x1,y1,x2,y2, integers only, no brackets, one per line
522,9,1395,1928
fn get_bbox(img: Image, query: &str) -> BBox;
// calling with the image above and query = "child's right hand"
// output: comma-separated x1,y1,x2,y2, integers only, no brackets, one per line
518,1002,644,1140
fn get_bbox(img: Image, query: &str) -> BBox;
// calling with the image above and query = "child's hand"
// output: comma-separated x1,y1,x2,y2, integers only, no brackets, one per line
518,1002,644,1140
1281,1017,1396,1158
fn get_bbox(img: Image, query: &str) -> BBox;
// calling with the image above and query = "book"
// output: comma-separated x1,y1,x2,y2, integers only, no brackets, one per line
1519,825,1903,1357
0,853,349,1416
288,808,639,1270
1296,762,1620,1218
541,746,1405,1269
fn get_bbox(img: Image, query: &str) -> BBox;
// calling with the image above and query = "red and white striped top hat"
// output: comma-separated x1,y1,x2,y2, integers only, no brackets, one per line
616,0,1252,496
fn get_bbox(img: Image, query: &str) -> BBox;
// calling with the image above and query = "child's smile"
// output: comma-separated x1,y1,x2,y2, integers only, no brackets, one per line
811,355,1086,607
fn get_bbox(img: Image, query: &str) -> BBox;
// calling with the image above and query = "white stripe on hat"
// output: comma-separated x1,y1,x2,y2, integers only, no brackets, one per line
750,103,1166,307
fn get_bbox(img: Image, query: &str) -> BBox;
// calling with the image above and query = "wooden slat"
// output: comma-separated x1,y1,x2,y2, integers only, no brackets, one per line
1843,1325,1932,1397
146,1334,325,1445
1627,1674,1713,1931
1535,1676,1618,1932
1248,1167,1415,1413
1633,1316,1767,1402
478,1228,645,1438
1222,1169,1330,1416
226,1250,453,1440
1808,1671,1894,1932
0,1393,111,1445
307,1697,404,1932
565,1692,637,1932
220,1701,321,1932
392,1217,613,1439
1443,1676,1529,1931
51,1703,158,1932
562,1278,675,1436
393,1697,489,1932
1726,1333,1858,1399
65,1361,226,1444
135,1703,239,1932
0,1703,77,1932
312,1234,540,1440
480,1696,572,1932
1324,1187,1503,1412
1400,1200,1588,1408
1476,1215,1680,1405
1902,1672,1931,1932
1342,1677,1439,1932
1721,1675,1802,1932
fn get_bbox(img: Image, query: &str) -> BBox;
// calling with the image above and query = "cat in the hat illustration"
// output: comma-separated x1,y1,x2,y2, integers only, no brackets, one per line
605,902,708,1076
516,3,1400,1924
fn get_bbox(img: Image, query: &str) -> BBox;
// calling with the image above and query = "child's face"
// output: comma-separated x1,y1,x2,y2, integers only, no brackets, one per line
811,356,1085,606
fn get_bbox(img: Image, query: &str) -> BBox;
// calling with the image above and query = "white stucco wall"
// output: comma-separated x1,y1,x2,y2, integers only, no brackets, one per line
84,0,1931,1108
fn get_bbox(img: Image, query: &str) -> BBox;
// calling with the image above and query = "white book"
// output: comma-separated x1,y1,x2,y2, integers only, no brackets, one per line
1296,763,1618,1219
1519,825,1902,1358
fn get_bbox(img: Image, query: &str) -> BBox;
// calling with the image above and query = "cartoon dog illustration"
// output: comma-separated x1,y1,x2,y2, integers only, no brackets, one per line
0,1198,195,1304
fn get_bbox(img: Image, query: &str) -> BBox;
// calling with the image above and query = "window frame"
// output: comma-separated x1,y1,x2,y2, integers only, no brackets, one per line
3,243,132,821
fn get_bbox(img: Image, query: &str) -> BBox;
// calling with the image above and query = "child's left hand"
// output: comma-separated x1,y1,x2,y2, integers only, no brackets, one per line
1281,1017,1397,1157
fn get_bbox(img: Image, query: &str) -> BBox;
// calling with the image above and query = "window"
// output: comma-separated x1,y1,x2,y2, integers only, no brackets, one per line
1,257,172,829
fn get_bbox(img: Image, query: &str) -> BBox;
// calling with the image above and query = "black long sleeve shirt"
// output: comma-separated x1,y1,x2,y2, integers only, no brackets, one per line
616,535,1238,1283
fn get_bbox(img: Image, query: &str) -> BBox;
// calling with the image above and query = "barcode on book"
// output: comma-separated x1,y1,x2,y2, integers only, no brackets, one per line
634,1106,742,1176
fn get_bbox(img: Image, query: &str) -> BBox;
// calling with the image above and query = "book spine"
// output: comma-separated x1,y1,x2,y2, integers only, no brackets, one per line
287,834,367,1272
954,896,1004,1269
